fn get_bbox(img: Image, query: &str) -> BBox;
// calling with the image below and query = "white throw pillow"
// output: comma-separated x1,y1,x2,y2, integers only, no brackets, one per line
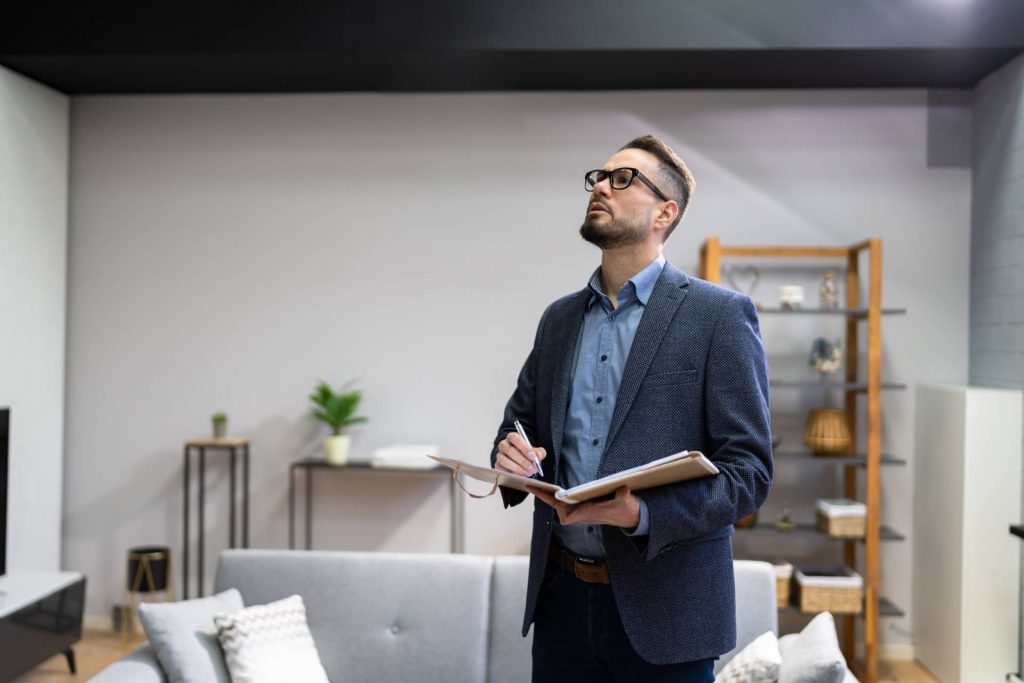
778,612,847,683
137,587,244,683
716,630,782,683
214,594,329,683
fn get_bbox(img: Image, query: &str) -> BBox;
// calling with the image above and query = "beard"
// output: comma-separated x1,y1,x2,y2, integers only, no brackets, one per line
579,213,649,249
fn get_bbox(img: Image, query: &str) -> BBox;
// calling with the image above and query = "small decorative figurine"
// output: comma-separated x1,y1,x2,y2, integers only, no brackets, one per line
820,271,839,309
808,338,842,376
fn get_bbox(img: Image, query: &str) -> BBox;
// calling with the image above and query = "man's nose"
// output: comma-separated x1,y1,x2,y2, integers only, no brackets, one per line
591,176,613,196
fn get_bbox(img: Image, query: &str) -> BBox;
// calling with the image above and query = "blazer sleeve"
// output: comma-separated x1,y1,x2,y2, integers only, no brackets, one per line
490,305,549,509
638,293,773,559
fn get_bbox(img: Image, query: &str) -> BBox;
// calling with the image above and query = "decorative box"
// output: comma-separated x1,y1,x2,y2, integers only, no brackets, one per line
772,561,793,608
815,498,866,538
794,566,863,614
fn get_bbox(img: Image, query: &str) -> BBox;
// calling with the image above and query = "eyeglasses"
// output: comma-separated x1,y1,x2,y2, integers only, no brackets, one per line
584,167,669,202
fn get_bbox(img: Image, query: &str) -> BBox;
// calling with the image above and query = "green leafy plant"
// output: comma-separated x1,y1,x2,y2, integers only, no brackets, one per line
309,380,368,436
211,412,227,424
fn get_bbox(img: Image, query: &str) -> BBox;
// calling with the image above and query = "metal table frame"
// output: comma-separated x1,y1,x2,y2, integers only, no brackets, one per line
182,438,250,598
288,459,464,553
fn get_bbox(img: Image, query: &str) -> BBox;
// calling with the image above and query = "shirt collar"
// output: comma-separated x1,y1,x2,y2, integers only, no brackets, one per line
586,254,667,309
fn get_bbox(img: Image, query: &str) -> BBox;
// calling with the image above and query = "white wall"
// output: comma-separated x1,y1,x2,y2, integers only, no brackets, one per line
0,65,69,571
65,91,970,645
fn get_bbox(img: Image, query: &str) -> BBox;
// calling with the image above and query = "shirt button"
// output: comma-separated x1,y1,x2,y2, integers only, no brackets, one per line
592,438,599,446
608,315,615,322
588,526,595,533
600,355,608,362
596,396,603,404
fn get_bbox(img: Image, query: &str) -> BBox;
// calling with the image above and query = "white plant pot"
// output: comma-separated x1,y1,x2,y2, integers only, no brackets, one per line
323,434,351,465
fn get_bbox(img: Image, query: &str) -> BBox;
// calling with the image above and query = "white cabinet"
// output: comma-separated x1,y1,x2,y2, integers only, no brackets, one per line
913,384,1022,682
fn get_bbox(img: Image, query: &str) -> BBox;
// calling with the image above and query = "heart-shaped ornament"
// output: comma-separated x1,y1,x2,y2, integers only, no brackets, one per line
725,264,760,296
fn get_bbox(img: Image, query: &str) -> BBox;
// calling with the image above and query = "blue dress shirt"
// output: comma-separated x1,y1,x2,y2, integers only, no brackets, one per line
553,254,666,559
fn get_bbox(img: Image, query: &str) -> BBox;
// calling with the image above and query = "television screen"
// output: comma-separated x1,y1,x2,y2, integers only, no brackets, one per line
0,407,8,576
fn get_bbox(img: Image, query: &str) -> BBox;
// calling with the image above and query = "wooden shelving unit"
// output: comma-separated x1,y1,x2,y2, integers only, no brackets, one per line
698,237,904,683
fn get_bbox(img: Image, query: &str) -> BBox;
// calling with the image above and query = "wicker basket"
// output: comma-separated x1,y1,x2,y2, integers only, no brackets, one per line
815,498,866,538
794,566,863,614
773,562,793,608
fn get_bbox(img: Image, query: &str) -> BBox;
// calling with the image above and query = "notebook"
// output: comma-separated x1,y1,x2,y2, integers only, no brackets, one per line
428,450,718,504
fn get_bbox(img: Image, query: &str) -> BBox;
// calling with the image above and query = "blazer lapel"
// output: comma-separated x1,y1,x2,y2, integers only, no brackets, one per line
549,289,590,475
598,264,690,475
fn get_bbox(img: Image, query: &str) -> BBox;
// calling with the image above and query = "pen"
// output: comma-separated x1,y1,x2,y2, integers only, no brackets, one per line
513,419,544,478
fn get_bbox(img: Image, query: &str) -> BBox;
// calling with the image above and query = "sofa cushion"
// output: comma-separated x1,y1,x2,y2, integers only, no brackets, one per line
715,630,782,683
778,612,847,683
214,549,493,683
214,594,328,683
137,587,243,683
488,556,534,683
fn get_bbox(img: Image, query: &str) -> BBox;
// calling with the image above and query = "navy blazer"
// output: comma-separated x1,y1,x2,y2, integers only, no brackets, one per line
490,262,773,665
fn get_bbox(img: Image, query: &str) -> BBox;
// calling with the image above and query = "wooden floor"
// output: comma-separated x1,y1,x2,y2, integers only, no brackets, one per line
14,630,146,683
16,630,943,682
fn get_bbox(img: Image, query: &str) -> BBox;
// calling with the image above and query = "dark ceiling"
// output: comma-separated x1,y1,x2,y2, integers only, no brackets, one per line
2,1,1023,94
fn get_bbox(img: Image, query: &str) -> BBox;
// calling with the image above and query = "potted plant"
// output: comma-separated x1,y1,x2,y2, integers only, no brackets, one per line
211,412,228,439
774,508,796,532
309,380,367,465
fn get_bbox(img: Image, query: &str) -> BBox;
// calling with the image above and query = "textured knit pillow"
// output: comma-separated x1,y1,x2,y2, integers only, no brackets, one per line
715,630,782,683
214,594,329,683
778,612,847,683
137,587,244,683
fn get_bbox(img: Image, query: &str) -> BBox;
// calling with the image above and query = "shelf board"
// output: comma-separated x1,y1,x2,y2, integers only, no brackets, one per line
878,597,905,617
739,523,904,541
770,380,907,390
782,596,905,618
756,307,906,317
773,451,906,466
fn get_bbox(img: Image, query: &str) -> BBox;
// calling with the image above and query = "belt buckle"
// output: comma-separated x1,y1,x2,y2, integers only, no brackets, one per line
572,555,601,582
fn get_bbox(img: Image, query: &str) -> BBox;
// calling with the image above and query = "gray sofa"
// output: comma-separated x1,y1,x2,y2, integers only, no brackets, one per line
89,549,851,682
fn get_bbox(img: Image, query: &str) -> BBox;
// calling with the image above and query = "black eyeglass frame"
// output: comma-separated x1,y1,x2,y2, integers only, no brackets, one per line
584,167,670,203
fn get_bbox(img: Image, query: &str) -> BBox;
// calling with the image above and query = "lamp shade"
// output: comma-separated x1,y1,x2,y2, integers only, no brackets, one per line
803,409,852,455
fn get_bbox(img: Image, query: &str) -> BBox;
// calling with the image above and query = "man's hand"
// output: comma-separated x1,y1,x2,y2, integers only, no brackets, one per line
527,485,641,530
495,431,547,477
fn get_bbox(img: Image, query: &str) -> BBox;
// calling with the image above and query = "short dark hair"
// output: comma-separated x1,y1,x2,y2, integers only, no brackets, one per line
619,135,695,240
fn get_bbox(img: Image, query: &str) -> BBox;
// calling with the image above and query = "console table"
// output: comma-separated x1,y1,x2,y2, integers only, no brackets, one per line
288,459,464,553
0,571,85,682
182,437,250,598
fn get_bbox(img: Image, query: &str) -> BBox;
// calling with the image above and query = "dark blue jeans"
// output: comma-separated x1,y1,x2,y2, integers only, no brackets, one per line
531,557,716,683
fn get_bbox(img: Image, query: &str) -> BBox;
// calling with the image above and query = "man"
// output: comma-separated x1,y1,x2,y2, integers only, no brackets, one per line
491,135,772,682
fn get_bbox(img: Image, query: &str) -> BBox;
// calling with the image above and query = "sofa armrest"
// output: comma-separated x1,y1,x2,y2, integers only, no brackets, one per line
87,643,167,682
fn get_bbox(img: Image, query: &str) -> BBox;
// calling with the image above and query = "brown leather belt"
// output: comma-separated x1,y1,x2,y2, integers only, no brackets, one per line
548,543,610,584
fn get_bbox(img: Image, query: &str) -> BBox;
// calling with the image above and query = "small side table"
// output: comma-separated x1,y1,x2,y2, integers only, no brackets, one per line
182,437,250,598
288,459,464,553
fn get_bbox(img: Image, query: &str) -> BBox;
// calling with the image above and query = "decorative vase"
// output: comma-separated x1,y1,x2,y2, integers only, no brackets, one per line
735,511,758,529
803,408,852,456
323,434,351,465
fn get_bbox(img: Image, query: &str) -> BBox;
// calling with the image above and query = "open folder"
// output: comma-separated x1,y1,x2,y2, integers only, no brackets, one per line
428,450,718,504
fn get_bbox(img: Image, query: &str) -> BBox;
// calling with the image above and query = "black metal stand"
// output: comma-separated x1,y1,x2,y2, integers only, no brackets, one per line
288,458,463,553
182,439,250,598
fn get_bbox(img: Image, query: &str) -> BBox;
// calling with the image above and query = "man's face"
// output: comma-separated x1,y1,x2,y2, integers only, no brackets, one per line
580,148,665,250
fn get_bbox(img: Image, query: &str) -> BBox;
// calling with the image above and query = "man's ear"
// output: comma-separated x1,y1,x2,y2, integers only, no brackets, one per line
654,200,679,234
